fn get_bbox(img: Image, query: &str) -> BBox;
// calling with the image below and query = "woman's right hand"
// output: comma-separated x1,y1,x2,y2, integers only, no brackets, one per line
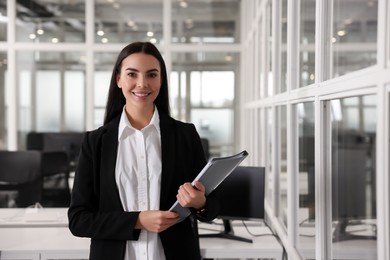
135,210,179,233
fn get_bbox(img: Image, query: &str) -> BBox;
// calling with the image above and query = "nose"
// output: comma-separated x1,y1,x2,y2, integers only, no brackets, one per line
136,75,147,87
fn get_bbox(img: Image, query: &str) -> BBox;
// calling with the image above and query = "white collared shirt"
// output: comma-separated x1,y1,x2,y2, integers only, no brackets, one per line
115,106,165,260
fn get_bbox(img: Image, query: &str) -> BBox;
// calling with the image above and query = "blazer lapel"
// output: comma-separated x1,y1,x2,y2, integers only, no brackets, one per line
159,113,175,210
100,116,122,209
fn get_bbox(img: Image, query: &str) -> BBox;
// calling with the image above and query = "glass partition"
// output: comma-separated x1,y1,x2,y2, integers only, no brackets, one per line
332,0,378,78
95,1,163,44
171,0,240,44
0,2,6,41
16,0,86,43
266,107,273,204
17,51,85,149
280,0,288,92
299,0,315,87
171,52,238,156
266,2,273,96
94,52,117,128
278,105,288,228
330,95,377,259
297,102,315,257
0,52,7,149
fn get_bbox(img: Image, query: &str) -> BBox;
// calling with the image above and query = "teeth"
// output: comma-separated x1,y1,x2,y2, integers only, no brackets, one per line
133,92,149,97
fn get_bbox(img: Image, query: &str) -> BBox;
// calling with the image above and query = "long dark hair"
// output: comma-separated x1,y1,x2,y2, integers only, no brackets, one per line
103,42,170,125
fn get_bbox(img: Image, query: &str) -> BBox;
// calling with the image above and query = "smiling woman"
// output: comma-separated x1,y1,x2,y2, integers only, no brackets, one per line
68,42,220,260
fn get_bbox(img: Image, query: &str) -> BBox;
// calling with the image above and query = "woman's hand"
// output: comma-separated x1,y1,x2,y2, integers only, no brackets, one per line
176,181,206,210
135,210,179,233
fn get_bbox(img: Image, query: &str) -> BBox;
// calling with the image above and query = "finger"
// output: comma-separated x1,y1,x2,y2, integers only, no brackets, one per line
178,185,192,199
163,211,179,219
193,181,205,192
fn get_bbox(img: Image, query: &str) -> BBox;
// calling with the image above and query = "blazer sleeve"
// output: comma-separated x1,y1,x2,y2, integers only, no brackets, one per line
68,130,141,241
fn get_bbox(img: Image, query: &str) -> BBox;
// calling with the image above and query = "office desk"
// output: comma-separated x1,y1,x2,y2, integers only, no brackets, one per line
0,208,283,260
199,221,283,259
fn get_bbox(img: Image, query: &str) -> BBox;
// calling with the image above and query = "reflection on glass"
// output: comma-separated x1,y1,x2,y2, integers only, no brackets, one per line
331,95,377,259
266,107,273,203
16,0,85,43
0,3,6,41
297,102,315,257
280,0,287,92
0,52,7,149
300,0,315,87
332,0,378,77
95,1,163,44
17,51,86,148
278,106,288,227
258,18,264,98
267,3,273,96
171,0,240,44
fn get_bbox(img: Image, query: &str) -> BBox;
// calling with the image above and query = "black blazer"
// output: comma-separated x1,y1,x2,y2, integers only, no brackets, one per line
68,112,219,260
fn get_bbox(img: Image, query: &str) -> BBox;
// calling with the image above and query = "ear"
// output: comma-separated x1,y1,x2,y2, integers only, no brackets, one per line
116,74,122,88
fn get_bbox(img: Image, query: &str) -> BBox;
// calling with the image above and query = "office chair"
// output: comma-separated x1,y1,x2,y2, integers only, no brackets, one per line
200,138,210,160
26,132,83,171
41,151,71,207
0,151,42,207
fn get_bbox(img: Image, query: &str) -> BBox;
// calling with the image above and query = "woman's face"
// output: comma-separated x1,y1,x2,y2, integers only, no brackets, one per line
116,53,161,112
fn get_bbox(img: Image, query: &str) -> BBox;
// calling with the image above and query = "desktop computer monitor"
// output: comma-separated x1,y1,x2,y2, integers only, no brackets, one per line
200,166,265,243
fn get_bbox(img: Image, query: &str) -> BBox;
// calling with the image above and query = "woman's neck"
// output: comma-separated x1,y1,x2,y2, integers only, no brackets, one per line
125,105,154,130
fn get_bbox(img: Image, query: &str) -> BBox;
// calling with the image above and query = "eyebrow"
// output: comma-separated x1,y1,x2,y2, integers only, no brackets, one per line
125,68,159,73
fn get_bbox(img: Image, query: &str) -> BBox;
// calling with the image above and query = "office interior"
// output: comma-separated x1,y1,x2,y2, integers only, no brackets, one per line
0,0,389,260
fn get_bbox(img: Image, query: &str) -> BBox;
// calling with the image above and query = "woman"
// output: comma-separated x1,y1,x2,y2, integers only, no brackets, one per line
68,42,219,260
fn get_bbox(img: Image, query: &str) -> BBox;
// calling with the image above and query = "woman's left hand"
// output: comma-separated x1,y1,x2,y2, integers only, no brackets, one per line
176,181,206,210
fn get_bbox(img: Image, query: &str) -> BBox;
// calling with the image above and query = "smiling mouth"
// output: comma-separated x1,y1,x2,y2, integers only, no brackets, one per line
132,92,151,97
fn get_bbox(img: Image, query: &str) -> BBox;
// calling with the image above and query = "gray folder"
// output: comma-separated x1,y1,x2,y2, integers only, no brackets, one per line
169,150,248,222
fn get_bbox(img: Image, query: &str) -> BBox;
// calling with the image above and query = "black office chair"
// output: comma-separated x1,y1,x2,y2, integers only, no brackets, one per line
200,138,210,160
0,151,42,207
26,132,83,171
40,151,71,207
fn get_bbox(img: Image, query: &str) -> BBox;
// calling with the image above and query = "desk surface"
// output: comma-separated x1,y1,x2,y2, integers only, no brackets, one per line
0,208,283,260
0,208,68,228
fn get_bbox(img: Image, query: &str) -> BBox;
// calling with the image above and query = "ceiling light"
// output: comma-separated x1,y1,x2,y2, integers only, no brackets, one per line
29,33,37,40
97,30,104,36
37,28,44,35
331,37,337,43
101,38,108,43
179,1,188,8
337,30,346,36
150,38,157,44
147,31,154,37
51,38,59,43
36,22,44,35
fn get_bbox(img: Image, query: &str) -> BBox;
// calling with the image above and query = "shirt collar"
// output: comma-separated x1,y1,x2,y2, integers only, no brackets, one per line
118,106,160,141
